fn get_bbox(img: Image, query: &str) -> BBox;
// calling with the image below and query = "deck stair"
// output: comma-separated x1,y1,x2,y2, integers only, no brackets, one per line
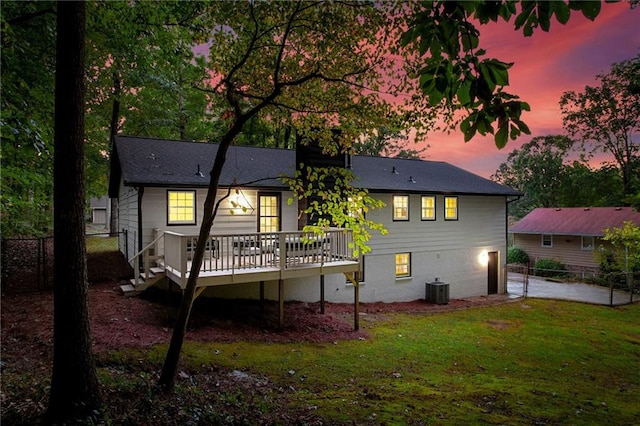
120,232,165,297
120,266,165,296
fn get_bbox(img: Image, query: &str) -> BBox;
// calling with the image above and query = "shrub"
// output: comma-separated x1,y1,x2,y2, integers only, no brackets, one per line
533,258,567,278
508,246,530,264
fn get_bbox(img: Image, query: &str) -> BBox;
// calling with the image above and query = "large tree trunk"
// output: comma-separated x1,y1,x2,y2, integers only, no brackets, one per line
45,1,102,423
109,71,121,236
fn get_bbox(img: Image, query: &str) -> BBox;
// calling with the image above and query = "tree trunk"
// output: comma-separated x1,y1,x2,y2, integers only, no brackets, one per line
158,127,239,391
109,71,121,236
45,1,102,423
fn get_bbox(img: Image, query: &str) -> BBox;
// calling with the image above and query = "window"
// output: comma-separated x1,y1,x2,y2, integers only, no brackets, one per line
444,196,458,220
395,253,411,278
393,195,409,221
581,236,594,251
542,234,553,247
258,193,280,232
421,196,436,220
167,190,196,225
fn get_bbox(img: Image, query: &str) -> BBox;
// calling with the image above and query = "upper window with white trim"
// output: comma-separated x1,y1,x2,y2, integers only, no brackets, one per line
542,234,553,247
444,196,458,220
421,196,436,221
393,195,409,221
167,190,196,225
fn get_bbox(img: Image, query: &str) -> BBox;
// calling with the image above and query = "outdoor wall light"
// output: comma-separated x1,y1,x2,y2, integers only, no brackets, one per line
228,189,254,215
478,250,489,266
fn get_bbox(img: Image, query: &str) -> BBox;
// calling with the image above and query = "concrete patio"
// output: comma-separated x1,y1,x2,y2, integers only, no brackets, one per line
507,273,638,306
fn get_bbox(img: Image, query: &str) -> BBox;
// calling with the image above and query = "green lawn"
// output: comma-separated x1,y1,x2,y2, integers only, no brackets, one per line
86,235,118,253
4,300,638,425
136,300,638,425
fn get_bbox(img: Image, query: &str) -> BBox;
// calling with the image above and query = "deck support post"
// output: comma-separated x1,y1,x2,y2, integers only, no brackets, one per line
354,281,359,331
278,279,284,329
320,275,325,314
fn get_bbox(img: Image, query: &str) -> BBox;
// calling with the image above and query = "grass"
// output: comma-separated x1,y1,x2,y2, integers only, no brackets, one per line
144,300,638,425
85,235,118,253
3,300,639,425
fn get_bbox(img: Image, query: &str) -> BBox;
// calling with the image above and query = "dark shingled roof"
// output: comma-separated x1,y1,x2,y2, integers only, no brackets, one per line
110,135,521,196
509,207,640,237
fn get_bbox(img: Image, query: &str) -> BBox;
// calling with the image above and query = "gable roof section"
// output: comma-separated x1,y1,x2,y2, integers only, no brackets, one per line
110,135,520,196
509,207,640,237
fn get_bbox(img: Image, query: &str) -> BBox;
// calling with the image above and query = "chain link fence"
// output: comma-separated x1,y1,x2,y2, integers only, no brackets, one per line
1,231,129,294
507,263,638,306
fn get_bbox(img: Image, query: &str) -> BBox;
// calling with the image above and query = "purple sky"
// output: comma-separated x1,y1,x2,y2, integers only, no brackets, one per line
420,1,639,178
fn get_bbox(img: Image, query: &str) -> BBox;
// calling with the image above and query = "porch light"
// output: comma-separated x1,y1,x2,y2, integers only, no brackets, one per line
478,250,489,266
229,189,254,215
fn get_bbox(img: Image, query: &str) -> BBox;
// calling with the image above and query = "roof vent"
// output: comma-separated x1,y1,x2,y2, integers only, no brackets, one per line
392,166,399,174
615,207,622,211
555,208,562,211
584,207,590,211
195,164,205,178
409,176,416,183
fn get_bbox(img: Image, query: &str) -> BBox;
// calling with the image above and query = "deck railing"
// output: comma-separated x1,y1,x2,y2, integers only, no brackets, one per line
159,228,357,283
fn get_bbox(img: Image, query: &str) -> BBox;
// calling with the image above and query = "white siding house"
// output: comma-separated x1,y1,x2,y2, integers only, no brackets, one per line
109,135,519,303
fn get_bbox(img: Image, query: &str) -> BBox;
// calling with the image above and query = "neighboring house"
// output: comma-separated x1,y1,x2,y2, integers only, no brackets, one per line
89,196,109,227
109,135,521,304
509,207,640,272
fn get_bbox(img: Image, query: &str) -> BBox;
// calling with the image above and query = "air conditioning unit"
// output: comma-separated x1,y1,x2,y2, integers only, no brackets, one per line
426,281,449,305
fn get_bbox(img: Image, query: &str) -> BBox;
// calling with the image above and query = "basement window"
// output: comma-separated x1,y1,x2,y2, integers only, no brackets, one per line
395,252,411,278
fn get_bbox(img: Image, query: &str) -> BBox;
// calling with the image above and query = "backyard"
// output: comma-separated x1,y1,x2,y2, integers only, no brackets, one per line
1,276,639,425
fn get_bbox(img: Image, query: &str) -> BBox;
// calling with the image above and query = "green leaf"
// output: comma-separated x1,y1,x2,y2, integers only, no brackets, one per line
554,1,571,24
575,0,601,20
495,122,508,148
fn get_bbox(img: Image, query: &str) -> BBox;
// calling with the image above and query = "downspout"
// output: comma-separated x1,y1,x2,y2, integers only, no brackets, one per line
137,185,145,266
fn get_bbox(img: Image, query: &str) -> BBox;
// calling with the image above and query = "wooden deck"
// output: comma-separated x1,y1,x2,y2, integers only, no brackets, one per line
138,229,360,290
125,228,362,329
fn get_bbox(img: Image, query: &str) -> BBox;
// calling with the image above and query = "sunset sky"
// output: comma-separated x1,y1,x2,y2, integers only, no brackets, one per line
420,1,640,178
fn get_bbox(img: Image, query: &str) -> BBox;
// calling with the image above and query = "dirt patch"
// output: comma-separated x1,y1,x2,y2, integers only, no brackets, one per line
485,319,513,330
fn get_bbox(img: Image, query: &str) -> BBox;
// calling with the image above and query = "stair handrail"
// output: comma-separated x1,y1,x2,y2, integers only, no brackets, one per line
128,232,165,264
129,232,165,286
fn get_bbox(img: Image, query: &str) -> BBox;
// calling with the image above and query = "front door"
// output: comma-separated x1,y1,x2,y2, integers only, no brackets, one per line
488,251,498,294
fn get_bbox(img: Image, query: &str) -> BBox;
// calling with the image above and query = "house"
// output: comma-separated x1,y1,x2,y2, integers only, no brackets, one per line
109,135,521,307
509,207,640,272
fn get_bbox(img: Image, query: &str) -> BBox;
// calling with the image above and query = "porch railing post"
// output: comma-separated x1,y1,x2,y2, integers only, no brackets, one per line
279,233,286,271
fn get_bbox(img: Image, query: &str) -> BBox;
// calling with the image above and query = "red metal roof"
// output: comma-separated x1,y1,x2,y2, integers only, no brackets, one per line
509,207,640,236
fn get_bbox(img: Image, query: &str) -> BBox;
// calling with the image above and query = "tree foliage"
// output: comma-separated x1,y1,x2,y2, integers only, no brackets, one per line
1,1,56,236
400,1,604,148
158,0,403,391
597,221,640,275
353,127,427,159
281,166,388,256
492,133,632,219
492,135,572,218
560,55,640,198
